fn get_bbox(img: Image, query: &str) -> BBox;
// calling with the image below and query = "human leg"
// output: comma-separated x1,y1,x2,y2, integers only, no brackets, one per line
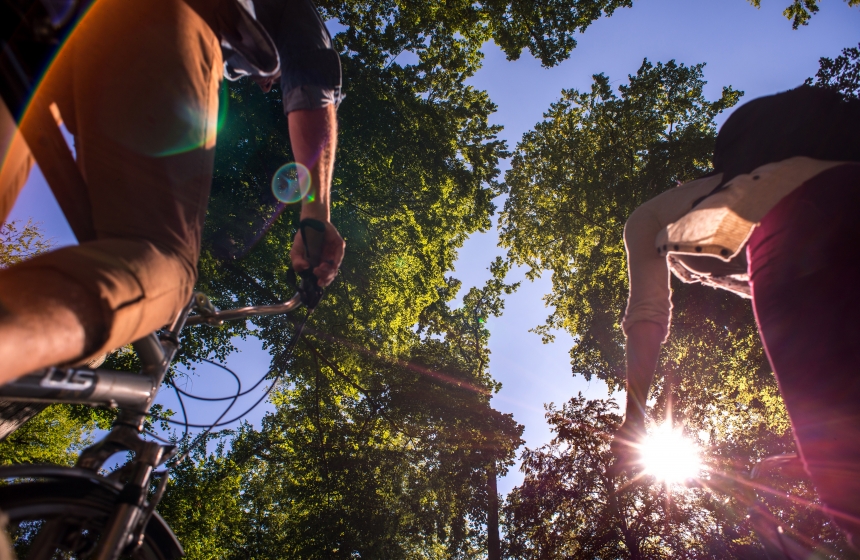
0,270,99,382
748,163,860,546
0,99,33,224
0,0,222,381
0,64,95,383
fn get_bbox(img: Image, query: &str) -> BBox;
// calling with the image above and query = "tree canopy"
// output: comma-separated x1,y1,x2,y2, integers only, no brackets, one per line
806,42,860,98
317,0,634,69
500,58,742,388
746,0,860,28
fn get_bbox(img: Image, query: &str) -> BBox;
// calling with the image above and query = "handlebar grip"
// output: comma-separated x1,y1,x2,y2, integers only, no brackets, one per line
300,218,326,269
298,218,325,310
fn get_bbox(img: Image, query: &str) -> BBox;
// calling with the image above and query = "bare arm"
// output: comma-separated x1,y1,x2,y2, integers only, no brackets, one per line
287,105,344,286
612,198,671,457
289,105,335,221
623,320,665,428
611,177,727,468
609,320,664,470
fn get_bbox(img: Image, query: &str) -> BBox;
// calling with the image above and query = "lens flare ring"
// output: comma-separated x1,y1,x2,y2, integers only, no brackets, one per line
272,162,312,204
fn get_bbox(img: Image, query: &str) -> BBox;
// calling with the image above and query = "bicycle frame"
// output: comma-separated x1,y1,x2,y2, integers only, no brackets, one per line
0,292,302,408
0,290,303,560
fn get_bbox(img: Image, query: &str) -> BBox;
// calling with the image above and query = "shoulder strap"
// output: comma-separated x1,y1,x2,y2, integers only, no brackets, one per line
185,0,279,80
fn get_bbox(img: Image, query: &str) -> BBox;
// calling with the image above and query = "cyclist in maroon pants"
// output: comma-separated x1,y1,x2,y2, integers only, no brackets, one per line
612,85,860,546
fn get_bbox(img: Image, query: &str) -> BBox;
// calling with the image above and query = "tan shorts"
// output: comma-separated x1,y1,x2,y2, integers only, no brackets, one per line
0,0,222,358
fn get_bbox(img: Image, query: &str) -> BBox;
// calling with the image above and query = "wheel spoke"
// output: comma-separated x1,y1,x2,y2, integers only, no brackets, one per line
0,477,181,559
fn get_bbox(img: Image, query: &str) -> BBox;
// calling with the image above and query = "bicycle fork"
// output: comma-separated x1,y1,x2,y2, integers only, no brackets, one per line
92,440,171,560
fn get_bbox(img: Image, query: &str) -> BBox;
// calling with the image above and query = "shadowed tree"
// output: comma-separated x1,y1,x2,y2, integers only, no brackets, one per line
806,42,860,98
503,395,851,559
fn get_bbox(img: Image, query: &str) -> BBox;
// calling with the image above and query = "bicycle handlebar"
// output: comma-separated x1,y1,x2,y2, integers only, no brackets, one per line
184,292,303,326
185,219,328,325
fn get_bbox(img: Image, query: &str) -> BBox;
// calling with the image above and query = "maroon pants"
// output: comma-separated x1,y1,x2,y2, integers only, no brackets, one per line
748,163,860,545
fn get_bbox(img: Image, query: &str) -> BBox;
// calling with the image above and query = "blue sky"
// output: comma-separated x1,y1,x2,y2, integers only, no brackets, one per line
8,0,860,495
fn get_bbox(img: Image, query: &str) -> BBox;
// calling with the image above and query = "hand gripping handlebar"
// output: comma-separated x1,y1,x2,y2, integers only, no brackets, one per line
297,218,325,310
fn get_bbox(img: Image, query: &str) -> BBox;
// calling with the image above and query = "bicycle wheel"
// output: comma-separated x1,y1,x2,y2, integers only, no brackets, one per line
0,477,182,560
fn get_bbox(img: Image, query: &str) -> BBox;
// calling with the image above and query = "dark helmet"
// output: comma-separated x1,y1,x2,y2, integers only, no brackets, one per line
713,85,860,185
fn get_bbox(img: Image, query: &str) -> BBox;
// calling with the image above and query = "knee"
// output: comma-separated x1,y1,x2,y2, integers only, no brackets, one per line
8,239,198,358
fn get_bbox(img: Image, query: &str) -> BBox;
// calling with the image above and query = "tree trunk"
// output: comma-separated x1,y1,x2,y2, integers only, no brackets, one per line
488,462,501,560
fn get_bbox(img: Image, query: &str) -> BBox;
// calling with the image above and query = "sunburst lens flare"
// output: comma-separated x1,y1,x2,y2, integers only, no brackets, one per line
640,422,703,484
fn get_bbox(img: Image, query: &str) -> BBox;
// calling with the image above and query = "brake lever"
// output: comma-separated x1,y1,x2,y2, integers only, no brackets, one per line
298,270,323,310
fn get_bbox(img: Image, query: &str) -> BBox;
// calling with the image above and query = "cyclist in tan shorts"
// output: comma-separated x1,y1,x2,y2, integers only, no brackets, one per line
0,0,345,384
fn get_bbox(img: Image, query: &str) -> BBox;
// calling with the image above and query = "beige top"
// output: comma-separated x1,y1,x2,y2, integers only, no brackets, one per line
622,157,844,340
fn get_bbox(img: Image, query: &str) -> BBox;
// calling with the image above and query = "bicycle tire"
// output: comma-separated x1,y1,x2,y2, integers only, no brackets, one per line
0,478,182,560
